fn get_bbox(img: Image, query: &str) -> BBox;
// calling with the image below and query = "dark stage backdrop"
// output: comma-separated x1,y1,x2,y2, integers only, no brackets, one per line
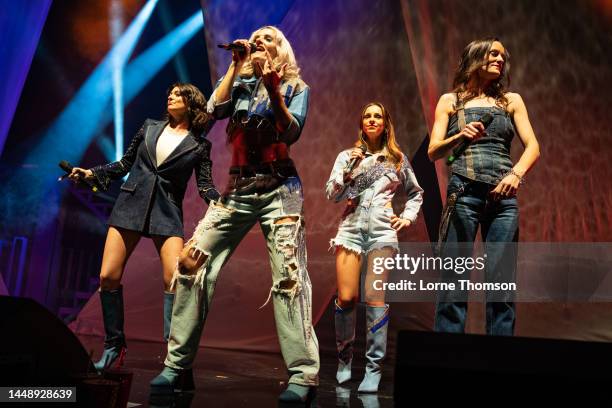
6,0,610,350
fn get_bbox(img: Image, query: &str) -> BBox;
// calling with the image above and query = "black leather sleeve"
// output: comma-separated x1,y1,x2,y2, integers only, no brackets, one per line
195,139,220,203
89,123,146,191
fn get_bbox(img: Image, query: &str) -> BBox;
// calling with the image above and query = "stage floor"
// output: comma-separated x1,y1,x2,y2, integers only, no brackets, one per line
77,304,397,407
77,336,394,408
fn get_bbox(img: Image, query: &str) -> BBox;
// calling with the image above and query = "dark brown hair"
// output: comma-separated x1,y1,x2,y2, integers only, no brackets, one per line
166,83,211,134
452,38,511,110
354,102,404,171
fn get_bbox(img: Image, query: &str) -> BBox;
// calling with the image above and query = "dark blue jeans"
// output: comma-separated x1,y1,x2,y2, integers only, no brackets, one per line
434,174,519,336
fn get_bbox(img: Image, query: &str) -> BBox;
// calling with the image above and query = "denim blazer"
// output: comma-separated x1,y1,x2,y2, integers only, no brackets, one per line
208,75,309,145
91,119,220,238
325,150,424,223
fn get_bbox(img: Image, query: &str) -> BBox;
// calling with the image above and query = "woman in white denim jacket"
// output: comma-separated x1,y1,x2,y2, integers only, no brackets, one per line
326,102,423,393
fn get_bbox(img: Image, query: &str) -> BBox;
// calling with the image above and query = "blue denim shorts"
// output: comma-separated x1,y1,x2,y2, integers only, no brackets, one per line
330,205,399,255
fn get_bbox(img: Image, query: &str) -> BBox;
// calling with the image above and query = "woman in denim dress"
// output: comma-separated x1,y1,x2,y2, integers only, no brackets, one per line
428,38,540,335
69,83,219,371
326,102,423,392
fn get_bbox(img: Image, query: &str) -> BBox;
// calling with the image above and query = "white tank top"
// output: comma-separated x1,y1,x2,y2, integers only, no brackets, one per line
156,127,188,166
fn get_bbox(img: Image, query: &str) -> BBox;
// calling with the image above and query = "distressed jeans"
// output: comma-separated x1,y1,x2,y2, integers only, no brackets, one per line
165,176,320,386
434,174,519,336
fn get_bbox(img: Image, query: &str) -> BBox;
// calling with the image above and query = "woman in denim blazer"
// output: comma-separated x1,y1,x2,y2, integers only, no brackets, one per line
70,83,219,372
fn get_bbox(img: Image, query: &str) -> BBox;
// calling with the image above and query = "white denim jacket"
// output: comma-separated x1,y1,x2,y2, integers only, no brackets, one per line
325,149,424,223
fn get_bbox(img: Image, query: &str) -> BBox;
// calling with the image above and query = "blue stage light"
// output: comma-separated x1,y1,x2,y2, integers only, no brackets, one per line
23,0,159,168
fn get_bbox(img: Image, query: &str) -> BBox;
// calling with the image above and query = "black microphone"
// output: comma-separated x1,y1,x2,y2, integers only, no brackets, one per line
345,143,368,175
58,160,99,192
217,42,258,53
447,112,494,165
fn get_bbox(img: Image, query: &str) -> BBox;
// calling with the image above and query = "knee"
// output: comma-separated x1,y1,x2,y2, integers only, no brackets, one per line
162,274,173,291
178,248,206,275
336,295,357,309
177,254,197,275
363,288,385,306
99,271,120,291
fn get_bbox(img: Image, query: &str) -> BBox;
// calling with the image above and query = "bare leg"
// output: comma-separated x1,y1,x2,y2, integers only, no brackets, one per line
177,241,208,275
99,226,141,290
363,247,394,306
94,226,141,371
152,235,184,291
336,248,362,308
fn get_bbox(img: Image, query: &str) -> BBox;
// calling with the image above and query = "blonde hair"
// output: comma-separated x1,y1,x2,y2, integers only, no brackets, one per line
239,26,301,80
355,102,404,171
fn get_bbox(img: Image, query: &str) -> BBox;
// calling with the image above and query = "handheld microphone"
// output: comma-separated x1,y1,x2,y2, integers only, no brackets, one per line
217,42,258,53
58,160,98,192
447,112,494,165
345,143,368,175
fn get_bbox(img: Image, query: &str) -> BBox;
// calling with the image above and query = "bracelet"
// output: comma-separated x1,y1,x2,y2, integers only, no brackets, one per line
504,168,525,185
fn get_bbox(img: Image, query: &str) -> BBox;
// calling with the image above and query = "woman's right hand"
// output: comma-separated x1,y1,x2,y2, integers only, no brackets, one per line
342,147,366,182
68,167,93,182
458,121,486,143
349,147,366,162
231,39,251,65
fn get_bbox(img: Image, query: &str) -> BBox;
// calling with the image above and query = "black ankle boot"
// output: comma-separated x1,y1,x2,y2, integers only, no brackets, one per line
150,366,195,394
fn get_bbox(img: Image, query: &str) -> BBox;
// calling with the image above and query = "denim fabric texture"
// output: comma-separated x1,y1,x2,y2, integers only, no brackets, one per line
326,150,423,254
434,173,519,336
208,75,309,146
166,177,320,386
165,71,319,386
448,106,515,185
91,119,219,237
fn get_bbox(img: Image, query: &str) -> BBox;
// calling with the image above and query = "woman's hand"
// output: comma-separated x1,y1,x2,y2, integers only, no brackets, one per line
349,146,366,162
254,50,286,93
230,39,251,65
68,167,93,182
390,214,412,232
458,121,486,143
490,172,521,200
342,147,366,182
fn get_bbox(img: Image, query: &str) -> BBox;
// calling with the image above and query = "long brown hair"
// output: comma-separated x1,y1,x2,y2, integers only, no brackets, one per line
354,102,403,171
166,83,211,134
452,38,511,110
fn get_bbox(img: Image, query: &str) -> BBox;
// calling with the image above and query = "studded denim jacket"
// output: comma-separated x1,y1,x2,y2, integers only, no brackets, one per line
208,75,309,146
325,150,424,223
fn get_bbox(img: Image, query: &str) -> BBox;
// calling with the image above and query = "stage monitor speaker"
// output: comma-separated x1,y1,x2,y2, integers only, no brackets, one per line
0,296,90,386
394,330,611,404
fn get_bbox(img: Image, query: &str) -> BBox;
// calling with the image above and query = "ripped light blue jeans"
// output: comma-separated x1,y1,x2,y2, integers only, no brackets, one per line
165,176,319,386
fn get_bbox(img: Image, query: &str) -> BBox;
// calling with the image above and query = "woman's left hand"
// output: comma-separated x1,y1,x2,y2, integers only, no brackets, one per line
390,214,412,232
255,50,286,92
490,173,520,201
